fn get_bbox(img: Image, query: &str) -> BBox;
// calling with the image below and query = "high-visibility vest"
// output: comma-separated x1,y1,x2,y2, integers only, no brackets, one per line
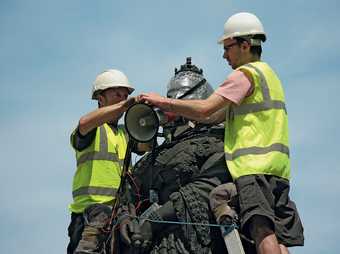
69,124,127,213
224,61,290,181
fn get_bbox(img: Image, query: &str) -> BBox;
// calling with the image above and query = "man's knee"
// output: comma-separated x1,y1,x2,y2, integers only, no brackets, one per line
248,215,275,242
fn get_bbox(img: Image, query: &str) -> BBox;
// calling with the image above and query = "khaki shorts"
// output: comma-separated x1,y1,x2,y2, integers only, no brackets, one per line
235,174,304,247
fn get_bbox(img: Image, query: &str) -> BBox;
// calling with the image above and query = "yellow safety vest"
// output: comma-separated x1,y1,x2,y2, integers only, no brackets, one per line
69,124,127,213
224,61,290,180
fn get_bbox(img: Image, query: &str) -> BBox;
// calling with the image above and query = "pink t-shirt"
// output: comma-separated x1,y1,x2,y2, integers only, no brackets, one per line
215,70,253,105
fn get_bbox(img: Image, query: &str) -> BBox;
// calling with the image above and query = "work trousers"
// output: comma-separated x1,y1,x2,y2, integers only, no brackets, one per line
67,204,112,254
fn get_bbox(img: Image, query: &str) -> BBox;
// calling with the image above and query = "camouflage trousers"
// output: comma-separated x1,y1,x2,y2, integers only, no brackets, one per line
67,204,112,254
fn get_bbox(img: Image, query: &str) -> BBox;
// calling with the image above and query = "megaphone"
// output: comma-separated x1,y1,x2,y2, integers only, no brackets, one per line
125,103,173,143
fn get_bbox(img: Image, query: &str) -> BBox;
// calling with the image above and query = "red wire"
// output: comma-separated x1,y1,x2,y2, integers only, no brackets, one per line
126,172,141,207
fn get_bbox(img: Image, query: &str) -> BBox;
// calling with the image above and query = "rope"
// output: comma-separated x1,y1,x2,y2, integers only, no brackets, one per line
119,215,238,231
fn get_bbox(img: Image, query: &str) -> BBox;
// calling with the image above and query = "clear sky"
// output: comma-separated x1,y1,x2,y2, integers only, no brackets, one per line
1,0,339,253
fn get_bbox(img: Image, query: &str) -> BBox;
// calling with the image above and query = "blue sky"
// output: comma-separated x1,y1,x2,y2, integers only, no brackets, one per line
1,0,339,253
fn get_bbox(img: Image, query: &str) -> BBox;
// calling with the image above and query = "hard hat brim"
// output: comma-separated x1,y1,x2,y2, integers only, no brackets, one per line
217,32,266,44
91,84,135,100
217,35,228,44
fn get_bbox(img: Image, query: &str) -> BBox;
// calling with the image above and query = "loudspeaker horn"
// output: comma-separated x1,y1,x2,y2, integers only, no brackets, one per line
124,103,161,143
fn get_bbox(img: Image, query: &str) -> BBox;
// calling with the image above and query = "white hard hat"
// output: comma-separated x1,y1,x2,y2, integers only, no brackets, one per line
218,12,266,44
91,69,135,100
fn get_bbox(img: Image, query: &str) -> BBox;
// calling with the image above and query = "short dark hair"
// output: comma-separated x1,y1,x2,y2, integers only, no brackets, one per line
235,36,262,57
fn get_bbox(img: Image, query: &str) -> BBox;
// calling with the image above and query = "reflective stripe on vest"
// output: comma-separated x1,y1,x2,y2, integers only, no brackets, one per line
225,143,289,161
224,62,290,180
72,186,118,198
77,151,122,168
233,100,286,116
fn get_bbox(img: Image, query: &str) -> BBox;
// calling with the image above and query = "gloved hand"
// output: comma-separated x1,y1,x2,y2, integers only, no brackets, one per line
119,203,141,246
219,212,238,226
209,183,239,225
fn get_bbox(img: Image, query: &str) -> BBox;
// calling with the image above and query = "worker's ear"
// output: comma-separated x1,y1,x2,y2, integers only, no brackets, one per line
98,94,105,108
241,40,251,52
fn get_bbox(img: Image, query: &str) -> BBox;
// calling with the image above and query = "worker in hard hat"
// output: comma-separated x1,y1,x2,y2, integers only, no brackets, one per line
67,69,138,254
139,12,304,254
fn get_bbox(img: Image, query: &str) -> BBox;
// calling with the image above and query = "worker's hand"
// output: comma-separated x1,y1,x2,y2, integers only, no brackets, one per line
119,203,139,246
138,93,171,111
119,218,135,245
122,97,136,110
120,215,153,249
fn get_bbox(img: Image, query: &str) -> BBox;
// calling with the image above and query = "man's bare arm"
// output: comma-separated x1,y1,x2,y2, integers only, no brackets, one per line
196,106,227,124
79,98,135,135
139,93,230,122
